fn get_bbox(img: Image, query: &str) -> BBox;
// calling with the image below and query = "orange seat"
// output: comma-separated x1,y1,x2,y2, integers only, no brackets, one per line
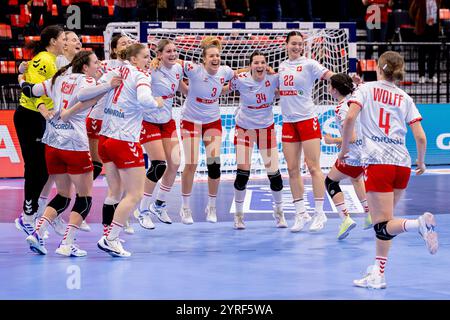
61,0,70,6
0,61,18,74
108,5,114,15
52,4,58,16
81,35,104,44
358,59,377,72
8,0,19,5
0,24,12,39
440,9,450,20
25,36,41,43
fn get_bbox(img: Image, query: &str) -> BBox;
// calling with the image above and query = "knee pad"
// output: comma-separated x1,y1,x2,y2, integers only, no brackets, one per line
93,161,103,180
207,157,221,179
72,196,92,219
374,221,396,241
234,169,250,191
146,160,167,183
268,170,283,191
325,176,342,199
48,194,71,215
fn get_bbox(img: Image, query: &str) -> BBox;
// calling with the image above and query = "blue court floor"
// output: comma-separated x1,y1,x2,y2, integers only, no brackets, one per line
0,168,449,300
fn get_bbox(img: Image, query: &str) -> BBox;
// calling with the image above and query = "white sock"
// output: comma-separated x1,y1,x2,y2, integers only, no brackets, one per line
375,256,387,275
293,199,305,215
139,192,152,212
182,193,191,209
36,196,48,217
403,219,419,232
315,198,324,213
23,213,35,224
62,224,78,245
234,189,246,213
360,199,370,214
35,216,51,236
208,194,217,208
107,221,123,241
156,183,171,202
271,190,283,209
335,201,349,219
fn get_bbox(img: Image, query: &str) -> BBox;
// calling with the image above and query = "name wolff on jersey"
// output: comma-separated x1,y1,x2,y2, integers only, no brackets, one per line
104,108,125,119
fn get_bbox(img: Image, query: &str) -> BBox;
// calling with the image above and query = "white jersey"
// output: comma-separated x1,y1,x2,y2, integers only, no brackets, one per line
229,72,278,129
335,94,362,166
56,55,71,70
99,63,154,142
182,61,234,124
348,80,422,167
278,57,329,122
41,73,96,151
143,63,182,124
89,59,125,120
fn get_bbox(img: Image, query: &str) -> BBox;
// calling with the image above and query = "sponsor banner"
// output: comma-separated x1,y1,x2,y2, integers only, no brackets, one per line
0,110,24,178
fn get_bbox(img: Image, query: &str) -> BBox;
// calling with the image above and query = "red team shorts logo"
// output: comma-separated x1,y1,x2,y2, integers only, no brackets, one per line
45,145,93,175
334,160,365,179
281,117,322,143
140,119,178,144
86,118,103,139
98,135,144,169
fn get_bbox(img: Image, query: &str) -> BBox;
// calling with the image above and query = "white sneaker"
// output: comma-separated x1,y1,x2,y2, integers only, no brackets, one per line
79,220,91,232
133,208,140,220
234,213,245,230
97,235,131,257
16,214,35,236
309,211,328,232
137,210,155,230
418,212,438,255
205,205,217,223
150,202,172,224
42,230,49,240
353,265,387,289
179,207,194,224
51,215,66,236
56,243,87,257
26,231,47,255
273,206,288,228
123,219,134,234
419,76,426,84
290,212,312,233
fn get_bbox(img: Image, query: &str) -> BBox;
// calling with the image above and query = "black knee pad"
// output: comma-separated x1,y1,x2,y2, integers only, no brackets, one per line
102,203,118,226
325,176,342,199
72,196,92,220
207,157,221,179
374,221,396,241
146,160,167,183
93,161,103,180
48,194,71,215
268,170,283,191
234,169,250,191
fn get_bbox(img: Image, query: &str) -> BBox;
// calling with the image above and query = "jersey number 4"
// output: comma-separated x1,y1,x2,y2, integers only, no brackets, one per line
379,108,391,135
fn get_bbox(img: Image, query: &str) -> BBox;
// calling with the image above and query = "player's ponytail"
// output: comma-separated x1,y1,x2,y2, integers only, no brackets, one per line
201,36,222,58
150,39,174,69
330,73,355,96
26,25,64,56
378,51,405,81
51,51,93,87
118,43,146,62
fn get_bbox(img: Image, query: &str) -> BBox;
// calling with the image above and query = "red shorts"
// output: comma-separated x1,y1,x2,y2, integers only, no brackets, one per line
282,117,322,143
98,135,145,169
180,119,222,139
140,119,177,144
234,123,277,150
86,118,103,139
45,145,93,175
364,164,411,192
334,160,365,179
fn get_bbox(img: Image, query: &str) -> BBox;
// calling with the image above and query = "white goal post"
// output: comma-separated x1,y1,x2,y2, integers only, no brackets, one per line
104,21,357,178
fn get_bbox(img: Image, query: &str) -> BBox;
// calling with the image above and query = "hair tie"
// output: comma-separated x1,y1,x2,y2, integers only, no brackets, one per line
382,64,388,70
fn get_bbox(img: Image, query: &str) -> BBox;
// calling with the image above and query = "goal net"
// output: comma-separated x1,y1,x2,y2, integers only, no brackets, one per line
104,22,357,179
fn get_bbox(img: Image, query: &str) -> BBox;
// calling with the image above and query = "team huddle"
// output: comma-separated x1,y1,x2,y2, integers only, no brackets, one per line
14,25,438,289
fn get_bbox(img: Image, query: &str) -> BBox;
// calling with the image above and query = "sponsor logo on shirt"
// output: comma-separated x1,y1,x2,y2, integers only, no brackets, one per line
49,119,74,130
104,108,125,119
371,135,404,145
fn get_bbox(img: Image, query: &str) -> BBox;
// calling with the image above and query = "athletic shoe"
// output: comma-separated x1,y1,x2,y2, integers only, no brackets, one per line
309,211,328,232
42,230,49,240
16,214,35,236
273,207,288,228
337,215,357,240
79,220,91,232
418,212,439,255
26,231,47,255
123,219,135,234
55,243,87,257
97,236,131,257
180,207,194,224
353,265,386,289
205,205,217,223
363,214,373,230
133,208,140,220
234,213,245,230
137,209,155,229
150,202,172,224
51,215,66,236
290,212,312,233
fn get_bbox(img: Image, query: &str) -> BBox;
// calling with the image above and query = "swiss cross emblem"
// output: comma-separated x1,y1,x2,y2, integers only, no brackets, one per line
220,77,225,84
297,66,303,72
265,80,270,87
176,73,180,80
187,64,193,71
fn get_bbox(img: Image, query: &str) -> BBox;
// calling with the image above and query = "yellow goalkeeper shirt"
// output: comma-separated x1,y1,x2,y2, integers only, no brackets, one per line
19,51,57,112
